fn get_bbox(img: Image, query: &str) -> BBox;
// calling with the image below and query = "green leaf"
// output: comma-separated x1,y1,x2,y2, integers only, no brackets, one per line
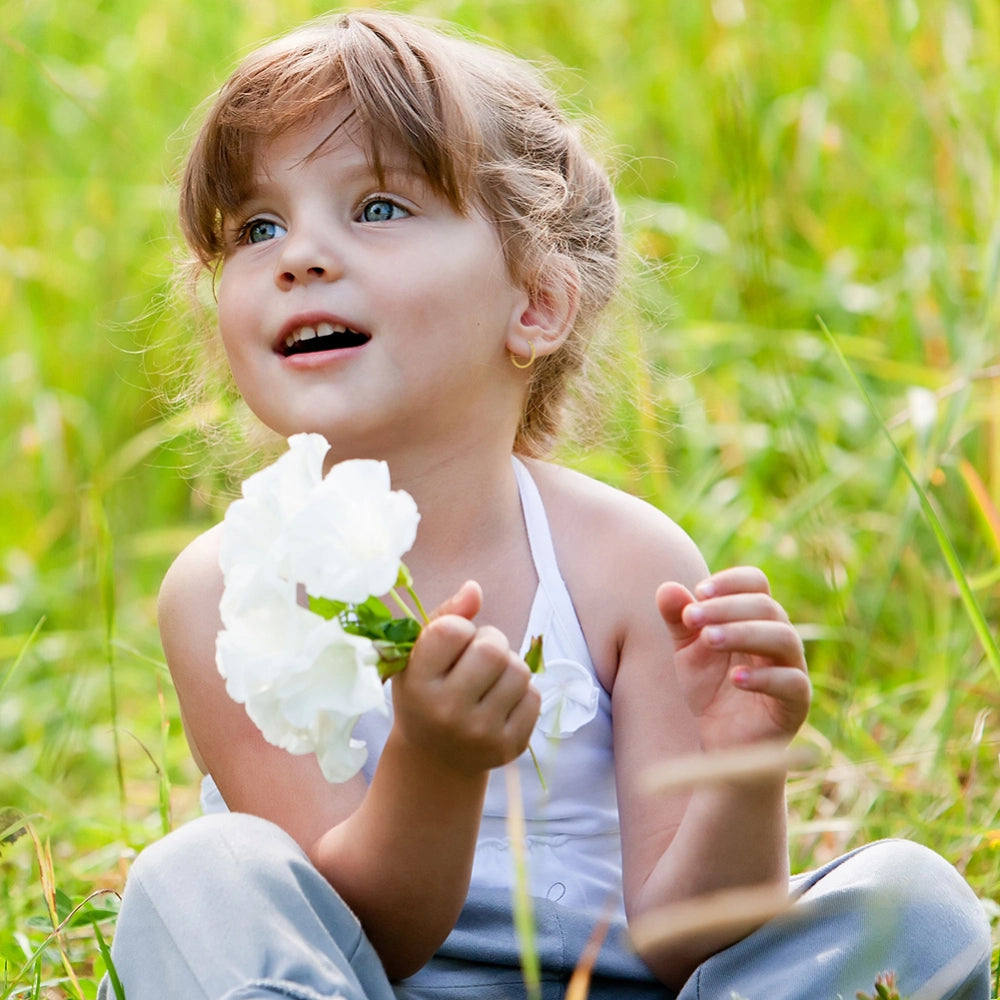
524,635,545,674
308,595,348,620
375,644,413,680
0,808,27,849
54,888,75,922
93,918,126,1000
383,617,421,644
358,595,392,620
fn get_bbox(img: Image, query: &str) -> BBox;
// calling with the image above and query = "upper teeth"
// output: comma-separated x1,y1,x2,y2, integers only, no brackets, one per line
284,322,345,349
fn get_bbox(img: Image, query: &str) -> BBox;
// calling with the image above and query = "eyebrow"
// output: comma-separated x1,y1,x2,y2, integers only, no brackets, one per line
228,156,432,220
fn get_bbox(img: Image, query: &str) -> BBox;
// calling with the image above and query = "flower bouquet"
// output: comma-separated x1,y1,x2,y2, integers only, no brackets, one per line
215,433,431,782
216,433,592,785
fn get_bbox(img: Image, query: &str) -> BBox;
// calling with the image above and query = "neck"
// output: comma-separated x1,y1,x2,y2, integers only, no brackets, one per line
398,442,523,570
386,440,536,629
322,407,526,551
312,405,536,618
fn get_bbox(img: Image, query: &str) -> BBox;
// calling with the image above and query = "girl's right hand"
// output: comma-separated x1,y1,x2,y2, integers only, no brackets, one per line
389,581,541,774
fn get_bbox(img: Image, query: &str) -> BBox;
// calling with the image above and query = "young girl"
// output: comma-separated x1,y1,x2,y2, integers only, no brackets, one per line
103,10,990,1000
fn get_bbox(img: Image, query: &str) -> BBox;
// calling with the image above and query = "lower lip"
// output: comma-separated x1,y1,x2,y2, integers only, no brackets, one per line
277,344,368,370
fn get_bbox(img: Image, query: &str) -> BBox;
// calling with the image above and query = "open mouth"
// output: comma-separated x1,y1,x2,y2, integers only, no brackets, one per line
279,323,371,357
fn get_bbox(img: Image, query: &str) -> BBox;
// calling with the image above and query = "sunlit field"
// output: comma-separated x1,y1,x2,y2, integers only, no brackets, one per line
3,0,998,995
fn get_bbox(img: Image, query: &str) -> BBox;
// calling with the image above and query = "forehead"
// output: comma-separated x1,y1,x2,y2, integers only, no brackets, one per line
251,101,427,192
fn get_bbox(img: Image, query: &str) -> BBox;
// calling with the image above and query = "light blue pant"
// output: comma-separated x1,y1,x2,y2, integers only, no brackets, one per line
99,812,991,1000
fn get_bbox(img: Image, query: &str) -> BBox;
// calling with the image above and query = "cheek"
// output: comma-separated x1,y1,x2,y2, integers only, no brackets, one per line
215,275,252,348
214,299,258,386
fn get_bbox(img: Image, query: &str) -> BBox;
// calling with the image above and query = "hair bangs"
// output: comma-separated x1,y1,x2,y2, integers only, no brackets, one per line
336,14,481,210
180,13,484,265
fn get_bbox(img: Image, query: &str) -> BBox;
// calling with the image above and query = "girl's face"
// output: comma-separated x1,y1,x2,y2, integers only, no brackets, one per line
216,103,530,465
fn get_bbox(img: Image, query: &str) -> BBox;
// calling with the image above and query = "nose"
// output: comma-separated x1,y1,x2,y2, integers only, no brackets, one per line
274,222,344,290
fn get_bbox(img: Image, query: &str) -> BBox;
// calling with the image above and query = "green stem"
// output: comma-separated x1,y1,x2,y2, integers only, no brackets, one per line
387,587,419,622
404,582,430,624
529,745,547,791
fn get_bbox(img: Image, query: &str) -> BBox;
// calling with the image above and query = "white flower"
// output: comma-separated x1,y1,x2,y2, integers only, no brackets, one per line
215,433,421,784
286,459,420,604
216,578,387,783
532,658,599,737
219,432,330,583
218,435,420,606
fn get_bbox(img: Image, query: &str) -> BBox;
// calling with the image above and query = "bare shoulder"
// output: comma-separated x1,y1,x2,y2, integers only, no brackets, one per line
158,523,225,629
157,527,227,707
523,460,708,684
156,525,226,771
158,522,362,845
525,459,707,589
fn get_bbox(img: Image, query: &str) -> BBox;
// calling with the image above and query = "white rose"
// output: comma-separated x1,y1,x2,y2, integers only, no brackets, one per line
216,572,302,701
219,432,330,582
216,573,387,783
285,458,420,604
214,435,422,784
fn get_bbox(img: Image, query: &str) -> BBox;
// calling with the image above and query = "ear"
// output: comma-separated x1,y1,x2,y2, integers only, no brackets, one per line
506,257,580,363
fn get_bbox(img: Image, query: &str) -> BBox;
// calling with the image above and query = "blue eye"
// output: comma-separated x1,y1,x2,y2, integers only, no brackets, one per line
240,219,286,244
360,199,408,223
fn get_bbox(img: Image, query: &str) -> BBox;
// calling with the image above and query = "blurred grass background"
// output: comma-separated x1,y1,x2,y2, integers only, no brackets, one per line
2,0,999,994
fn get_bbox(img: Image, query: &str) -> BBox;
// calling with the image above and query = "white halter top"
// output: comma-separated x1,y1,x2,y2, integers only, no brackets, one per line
202,457,623,916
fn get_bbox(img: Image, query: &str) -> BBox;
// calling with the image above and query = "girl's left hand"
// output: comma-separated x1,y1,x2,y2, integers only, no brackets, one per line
656,567,811,752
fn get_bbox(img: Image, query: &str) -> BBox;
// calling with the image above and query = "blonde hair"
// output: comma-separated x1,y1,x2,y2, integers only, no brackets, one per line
179,9,621,456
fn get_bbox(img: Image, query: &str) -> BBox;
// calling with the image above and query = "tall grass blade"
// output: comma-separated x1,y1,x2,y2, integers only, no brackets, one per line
92,920,124,1000
820,319,1000,682
24,827,84,999
629,882,790,955
640,742,812,797
504,764,541,1000
90,492,127,824
565,907,613,1000
957,459,1000,561
157,682,173,836
0,617,44,701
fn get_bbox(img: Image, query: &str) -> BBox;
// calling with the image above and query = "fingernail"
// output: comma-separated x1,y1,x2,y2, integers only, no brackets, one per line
705,626,725,646
732,667,749,685
686,604,705,626
695,580,715,599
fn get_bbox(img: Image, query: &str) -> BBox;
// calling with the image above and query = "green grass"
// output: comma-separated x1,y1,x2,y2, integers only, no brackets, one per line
2,0,999,995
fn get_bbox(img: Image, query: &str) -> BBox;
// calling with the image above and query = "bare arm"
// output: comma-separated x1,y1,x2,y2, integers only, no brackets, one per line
159,530,539,980
311,582,540,976
530,465,809,991
614,558,810,989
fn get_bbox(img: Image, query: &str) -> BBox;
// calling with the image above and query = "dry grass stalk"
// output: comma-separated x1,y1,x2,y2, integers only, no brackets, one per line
639,742,814,797
629,882,791,954
564,908,612,1000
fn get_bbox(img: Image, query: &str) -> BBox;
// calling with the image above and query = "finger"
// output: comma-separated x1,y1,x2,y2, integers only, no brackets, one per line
465,678,541,769
408,613,478,680
501,683,542,750
477,650,533,709
429,579,483,622
446,626,520,701
683,593,790,631
694,566,771,600
732,663,813,712
656,581,697,644
700,620,806,667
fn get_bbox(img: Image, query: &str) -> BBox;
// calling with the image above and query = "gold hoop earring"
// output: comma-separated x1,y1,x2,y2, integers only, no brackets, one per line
510,342,536,370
